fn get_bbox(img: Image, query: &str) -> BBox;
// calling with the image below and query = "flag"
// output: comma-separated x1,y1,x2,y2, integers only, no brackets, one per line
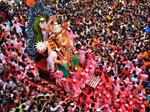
87,75,100,89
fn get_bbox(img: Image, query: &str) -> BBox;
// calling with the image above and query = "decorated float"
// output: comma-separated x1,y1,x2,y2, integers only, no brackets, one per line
33,15,98,97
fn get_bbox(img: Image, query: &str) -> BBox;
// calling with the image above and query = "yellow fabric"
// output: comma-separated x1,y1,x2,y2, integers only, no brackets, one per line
143,51,150,58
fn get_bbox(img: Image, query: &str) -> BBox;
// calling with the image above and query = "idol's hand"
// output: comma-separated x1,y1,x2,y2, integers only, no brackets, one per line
55,60,62,64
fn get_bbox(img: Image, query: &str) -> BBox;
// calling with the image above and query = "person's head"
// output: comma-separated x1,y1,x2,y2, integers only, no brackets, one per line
75,43,81,50
125,67,128,71
21,104,26,109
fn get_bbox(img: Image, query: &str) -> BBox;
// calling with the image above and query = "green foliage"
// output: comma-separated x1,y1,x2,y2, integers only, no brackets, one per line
33,16,45,43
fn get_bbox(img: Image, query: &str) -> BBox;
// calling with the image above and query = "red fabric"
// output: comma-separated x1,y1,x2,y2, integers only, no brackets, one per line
35,59,47,71
0,11,8,22
121,68,131,77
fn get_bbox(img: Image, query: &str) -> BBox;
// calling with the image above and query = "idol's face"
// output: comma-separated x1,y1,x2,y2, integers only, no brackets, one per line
53,23,62,33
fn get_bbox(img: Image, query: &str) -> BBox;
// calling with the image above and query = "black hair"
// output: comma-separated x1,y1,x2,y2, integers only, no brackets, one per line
76,43,81,50
133,108,139,112
114,76,117,80
22,104,26,109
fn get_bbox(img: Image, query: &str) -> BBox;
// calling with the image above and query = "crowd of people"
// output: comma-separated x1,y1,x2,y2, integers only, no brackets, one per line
0,0,150,112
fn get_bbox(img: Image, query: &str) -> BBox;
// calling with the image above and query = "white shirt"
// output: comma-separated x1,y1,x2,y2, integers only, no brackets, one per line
47,50,57,64
135,67,142,75
14,23,23,33
0,53,6,63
